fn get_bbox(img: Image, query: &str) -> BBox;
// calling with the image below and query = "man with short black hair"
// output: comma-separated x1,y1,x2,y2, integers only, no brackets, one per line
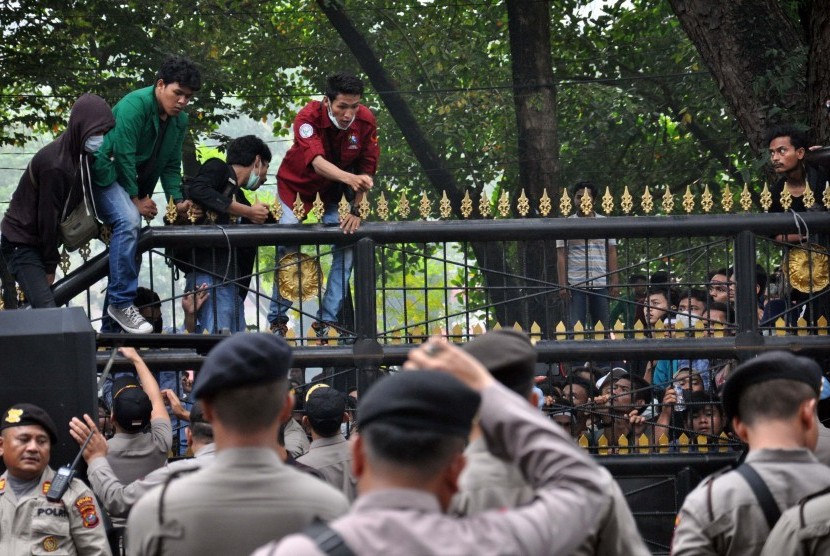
0,403,110,555
92,55,202,334
296,386,355,500
672,351,830,555
267,72,379,340
126,333,349,555
178,134,272,333
257,336,607,555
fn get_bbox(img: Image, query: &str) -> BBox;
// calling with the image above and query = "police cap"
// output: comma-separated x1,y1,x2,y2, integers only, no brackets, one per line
359,371,480,437
193,333,292,399
722,351,822,422
462,329,537,394
1,403,59,444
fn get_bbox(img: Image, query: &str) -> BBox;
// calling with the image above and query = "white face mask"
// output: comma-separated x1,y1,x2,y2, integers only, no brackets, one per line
244,161,261,191
84,135,104,153
326,99,355,130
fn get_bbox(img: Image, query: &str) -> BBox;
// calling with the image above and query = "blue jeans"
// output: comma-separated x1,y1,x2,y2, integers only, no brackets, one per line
267,199,353,325
92,181,141,309
187,271,245,333
0,239,56,308
568,287,610,329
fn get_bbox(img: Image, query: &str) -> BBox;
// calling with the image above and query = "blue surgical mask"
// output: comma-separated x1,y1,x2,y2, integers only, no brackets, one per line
244,162,261,190
84,135,104,153
326,99,355,130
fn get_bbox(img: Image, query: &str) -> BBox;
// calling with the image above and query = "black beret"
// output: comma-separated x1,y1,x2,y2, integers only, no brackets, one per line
193,333,292,399
305,387,346,428
359,371,481,437
1,403,59,444
188,401,208,425
722,351,822,422
112,375,151,432
462,329,537,393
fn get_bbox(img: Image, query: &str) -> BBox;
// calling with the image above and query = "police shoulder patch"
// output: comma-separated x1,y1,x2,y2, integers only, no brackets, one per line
299,123,314,139
74,496,100,529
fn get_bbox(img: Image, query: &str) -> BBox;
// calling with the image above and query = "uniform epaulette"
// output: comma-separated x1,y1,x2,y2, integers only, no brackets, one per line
797,485,830,527
706,463,741,521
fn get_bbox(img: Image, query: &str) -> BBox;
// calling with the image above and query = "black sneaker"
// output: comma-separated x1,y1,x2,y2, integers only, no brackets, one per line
107,304,153,334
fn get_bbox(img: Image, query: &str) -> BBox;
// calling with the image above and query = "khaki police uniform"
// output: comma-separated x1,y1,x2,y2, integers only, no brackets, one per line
813,421,830,466
258,382,606,556
760,486,830,556
106,417,172,485
87,443,216,518
452,438,648,555
295,435,356,501
283,417,310,458
0,467,111,556
126,447,349,556
672,448,830,555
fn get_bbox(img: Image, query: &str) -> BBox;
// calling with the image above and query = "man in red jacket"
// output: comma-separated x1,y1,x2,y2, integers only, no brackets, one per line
267,72,379,340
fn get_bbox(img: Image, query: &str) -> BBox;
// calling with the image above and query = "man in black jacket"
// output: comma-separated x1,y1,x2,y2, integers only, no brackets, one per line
180,135,271,333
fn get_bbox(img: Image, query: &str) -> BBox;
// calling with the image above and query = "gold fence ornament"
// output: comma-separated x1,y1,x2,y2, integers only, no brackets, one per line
641,185,654,214
760,182,772,212
780,184,792,211
478,190,491,218
376,191,390,221
59,247,71,275
661,186,674,214
497,190,511,217
785,244,830,293
439,190,452,219
312,193,325,221
682,185,695,213
621,186,633,214
601,186,614,214
277,252,322,302
823,181,830,210
293,193,306,220
740,183,753,211
359,196,371,220
270,197,282,221
701,184,713,212
338,194,351,220
721,183,733,212
579,188,593,215
559,187,572,216
79,243,91,262
803,180,815,209
418,191,432,219
165,196,178,224
517,189,530,217
539,189,552,216
397,192,410,219
460,190,473,218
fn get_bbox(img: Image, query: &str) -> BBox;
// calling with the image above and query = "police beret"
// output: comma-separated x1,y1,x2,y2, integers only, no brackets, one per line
722,351,822,422
462,329,537,393
112,375,152,432
359,371,481,437
305,387,346,428
188,401,208,425
193,333,292,399
1,403,59,444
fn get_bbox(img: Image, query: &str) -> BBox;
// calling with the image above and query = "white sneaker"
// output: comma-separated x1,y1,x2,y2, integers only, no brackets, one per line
108,304,153,334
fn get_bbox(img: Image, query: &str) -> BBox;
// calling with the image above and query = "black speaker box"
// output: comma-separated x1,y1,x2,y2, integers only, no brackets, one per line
0,307,96,473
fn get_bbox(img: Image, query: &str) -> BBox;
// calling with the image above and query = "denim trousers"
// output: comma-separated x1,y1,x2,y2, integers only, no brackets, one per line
267,199,353,325
569,287,610,329
186,271,245,334
91,181,142,308
0,240,56,308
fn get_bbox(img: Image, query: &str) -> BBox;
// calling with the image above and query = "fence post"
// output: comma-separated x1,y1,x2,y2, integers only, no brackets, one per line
733,230,762,360
353,237,382,394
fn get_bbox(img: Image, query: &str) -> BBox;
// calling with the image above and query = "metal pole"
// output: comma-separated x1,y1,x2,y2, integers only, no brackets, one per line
352,237,382,395
733,230,761,360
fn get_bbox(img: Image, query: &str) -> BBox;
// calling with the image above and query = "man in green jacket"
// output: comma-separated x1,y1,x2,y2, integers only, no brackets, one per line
92,56,201,333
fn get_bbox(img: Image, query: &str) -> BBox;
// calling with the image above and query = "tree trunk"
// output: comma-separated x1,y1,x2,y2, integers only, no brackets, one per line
808,0,830,144
505,0,561,334
668,0,806,151
315,0,520,329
